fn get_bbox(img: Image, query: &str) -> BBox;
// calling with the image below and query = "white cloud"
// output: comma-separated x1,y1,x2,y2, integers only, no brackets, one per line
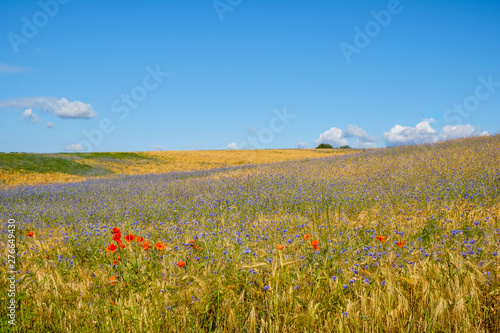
383,120,489,146
297,142,307,149
315,125,378,148
353,140,378,148
0,97,96,119
228,142,240,150
343,125,373,141
46,122,55,128
21,108,41,123
383,119,438,146
152,145,167,151
0,63,30,74
314,127,348,147
440,125,489,140
343,125,377,148
64,143,85,152
49,98,96,119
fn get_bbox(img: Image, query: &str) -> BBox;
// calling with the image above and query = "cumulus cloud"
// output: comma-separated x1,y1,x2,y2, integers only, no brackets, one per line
343,125,377,148
297,142,307,149
50,98,96,119
21,108,41,123
64,143,85,152
314,127,348,147
46,122,55,128
383,120,489,146
440,125,489,140
228,142,240,150
344,125,372,141
315,125,378,148
383,119,439,146
0,97,96,119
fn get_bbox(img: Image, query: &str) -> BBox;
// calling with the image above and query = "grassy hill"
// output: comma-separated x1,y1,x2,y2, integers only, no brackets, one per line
0,149,356,189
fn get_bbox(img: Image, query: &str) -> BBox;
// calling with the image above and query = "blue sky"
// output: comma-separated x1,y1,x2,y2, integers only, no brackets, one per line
1,0,499,152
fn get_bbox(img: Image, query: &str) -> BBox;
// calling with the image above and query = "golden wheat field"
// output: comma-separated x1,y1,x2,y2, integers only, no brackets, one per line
1,136,499,332
0,149,355,189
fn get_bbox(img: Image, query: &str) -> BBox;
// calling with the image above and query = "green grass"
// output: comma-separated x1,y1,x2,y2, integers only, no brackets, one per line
62,152,151,160
0,153,112,176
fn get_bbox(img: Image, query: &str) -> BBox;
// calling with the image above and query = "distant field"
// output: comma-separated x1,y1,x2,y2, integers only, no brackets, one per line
0,149,356,189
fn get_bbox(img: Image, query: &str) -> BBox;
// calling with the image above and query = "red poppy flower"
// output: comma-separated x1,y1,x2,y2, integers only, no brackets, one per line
109,276,117,285
142,242,151,251
276,244,285,250
27,231,34,237
46,255,50,259
189,240,195,243
396,240,406,248
310,240,319,251
177,261,185,268
106,244,118,253
303,234,311,240
375,235,386,243
136,237,144,243
155,242,166,250
113,260,118,265
116,257,121,261
190,243,201,250
124,234,135,242
112,233,122,242
111,228,121,234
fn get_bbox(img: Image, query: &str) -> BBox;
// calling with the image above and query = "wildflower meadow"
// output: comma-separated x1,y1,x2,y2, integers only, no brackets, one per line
1,135,499,332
